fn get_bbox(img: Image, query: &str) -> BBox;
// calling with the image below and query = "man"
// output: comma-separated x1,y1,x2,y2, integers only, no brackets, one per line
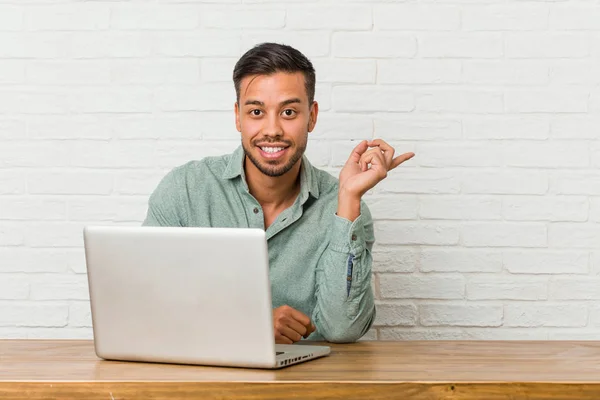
143,43,415,343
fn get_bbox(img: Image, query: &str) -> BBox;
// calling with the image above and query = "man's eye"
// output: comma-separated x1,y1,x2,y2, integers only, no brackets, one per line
282,109,295,116
251,109,262,116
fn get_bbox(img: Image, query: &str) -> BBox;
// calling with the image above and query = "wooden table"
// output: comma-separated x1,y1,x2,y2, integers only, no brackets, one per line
1,340,600,399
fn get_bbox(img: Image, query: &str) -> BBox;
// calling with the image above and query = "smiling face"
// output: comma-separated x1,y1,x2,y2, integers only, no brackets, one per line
235,71,318,178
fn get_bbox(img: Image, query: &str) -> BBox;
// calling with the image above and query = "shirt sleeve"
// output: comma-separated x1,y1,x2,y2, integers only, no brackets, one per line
310,200,376,343
142,167,186,227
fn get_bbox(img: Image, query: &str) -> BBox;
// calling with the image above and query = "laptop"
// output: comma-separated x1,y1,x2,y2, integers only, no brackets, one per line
83,225,330,369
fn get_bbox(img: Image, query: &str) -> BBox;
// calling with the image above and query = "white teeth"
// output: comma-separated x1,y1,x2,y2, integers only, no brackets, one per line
261,147,284,153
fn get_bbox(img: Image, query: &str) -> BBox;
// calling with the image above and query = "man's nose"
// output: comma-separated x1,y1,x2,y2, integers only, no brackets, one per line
263,115,283,137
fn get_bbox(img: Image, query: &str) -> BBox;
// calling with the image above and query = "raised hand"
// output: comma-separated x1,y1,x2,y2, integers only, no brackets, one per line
339,139,415,199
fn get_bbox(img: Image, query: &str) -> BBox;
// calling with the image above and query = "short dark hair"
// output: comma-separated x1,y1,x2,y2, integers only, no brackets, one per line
233,42,316,104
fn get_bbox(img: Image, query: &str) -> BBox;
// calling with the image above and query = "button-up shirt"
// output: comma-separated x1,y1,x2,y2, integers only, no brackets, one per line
142,145,375,342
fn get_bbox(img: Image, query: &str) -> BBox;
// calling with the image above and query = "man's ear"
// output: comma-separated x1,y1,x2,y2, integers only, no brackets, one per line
234,101,241,132
308,101,319,132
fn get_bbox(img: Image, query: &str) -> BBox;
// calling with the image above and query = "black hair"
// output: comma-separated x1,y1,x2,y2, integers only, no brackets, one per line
233,42,316,104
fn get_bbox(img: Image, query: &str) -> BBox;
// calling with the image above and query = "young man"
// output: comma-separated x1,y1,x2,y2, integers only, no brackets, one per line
143,43,414,343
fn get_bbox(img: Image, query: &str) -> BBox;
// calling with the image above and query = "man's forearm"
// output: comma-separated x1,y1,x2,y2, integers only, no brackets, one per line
310,210,376,343
311,250,376,343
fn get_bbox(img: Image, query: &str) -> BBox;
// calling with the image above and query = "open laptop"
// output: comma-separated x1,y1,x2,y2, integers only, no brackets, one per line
83,225,330,369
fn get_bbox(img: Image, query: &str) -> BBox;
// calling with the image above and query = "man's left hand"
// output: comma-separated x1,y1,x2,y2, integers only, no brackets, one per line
339,139,415,199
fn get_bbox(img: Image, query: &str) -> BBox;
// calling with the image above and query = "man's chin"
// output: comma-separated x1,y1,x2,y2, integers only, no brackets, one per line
257,165,290,178
264,159,284,166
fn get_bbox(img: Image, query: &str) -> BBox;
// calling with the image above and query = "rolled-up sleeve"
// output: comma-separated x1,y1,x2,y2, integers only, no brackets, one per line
311,201,376,343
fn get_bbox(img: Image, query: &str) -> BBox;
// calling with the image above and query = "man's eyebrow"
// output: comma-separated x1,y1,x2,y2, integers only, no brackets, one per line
280,98,302,107
244,100,264,106
243,98,303,107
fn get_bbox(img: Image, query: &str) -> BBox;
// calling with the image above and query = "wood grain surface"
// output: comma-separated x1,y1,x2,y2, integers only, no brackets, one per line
1,340,600,399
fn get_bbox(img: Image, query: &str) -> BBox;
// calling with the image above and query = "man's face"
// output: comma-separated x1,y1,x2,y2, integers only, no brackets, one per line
235,71,318,178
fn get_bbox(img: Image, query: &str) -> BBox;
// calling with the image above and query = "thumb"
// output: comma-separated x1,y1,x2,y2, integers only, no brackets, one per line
304,323,316,338
347,140,369,164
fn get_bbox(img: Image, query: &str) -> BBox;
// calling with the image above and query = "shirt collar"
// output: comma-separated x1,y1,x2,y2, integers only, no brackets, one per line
222,145,320,200
221,145,245,180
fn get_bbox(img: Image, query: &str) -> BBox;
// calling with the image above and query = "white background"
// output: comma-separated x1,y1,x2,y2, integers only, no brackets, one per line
1,0,600,340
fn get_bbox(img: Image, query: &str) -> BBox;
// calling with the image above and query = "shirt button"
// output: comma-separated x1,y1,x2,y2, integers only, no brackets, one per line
351,234,357,241
253,207,259,214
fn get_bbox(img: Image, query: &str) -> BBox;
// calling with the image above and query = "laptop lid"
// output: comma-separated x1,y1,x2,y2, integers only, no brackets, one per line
83,226,278,368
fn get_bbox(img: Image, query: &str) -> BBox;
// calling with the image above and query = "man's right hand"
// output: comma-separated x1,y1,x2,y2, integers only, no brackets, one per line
273,305,316,344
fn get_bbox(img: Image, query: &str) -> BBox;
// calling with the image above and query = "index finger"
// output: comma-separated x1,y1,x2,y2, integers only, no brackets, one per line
368,139,395,167
367,139,393,151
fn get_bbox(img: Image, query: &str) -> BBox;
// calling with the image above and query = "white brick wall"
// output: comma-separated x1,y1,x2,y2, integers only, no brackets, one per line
1,1,600,341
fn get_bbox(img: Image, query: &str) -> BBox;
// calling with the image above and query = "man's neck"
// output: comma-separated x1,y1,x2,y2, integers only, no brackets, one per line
244,158,302,209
